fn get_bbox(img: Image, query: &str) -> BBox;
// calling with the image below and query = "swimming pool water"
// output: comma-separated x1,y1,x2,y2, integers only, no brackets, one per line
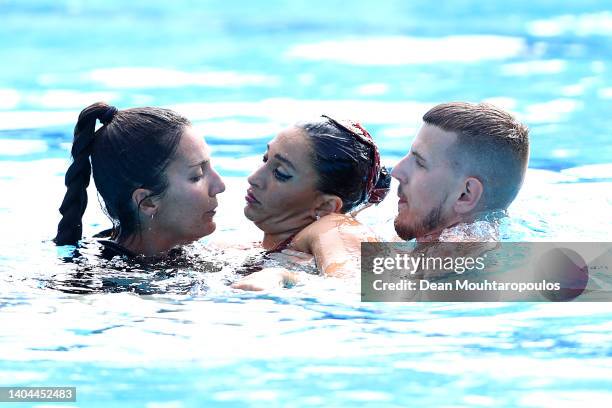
1,0,612,406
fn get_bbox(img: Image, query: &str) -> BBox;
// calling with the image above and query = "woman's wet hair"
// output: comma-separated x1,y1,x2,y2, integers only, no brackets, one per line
297,116,391,212
54,102,190,246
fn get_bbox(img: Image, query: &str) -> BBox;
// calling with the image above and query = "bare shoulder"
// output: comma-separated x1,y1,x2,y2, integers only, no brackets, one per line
288,214,380,277
291,214,377,252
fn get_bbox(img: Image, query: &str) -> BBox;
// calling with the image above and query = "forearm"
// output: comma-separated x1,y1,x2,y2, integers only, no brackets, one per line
310,227,365,277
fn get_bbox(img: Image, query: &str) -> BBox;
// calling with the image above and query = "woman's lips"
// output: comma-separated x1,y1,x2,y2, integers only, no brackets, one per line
245,190,260,204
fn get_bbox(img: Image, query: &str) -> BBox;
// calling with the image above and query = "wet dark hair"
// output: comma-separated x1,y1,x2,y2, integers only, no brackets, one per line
54,102,191,246
297,117,391,212
423,102,530,211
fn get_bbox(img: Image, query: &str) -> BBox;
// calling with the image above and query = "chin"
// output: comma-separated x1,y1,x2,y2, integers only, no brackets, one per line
243,205,258,222
190,221,216,241
393,217,413,241
203,221,216,236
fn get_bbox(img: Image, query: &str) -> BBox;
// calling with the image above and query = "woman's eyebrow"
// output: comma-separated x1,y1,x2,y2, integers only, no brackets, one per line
274,154,296,170
266,144,296,170
189,159,209,168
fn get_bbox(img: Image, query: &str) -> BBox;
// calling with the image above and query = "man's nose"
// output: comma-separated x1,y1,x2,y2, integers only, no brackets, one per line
391,155,409,181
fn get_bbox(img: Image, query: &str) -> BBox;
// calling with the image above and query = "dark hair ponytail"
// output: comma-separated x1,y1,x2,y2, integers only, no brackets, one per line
54,102,115,245
54,102,190,246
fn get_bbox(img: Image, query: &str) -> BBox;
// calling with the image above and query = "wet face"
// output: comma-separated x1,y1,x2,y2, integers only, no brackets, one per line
154,126,226,244
245,126,324,234
391,124,463,240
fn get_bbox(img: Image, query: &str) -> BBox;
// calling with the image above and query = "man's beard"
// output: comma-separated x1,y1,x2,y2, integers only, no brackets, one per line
394,204,443,241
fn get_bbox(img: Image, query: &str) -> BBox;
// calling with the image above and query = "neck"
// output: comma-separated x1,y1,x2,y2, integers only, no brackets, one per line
415,230,444,243
261,230,300,251
415,216,464,243
118,230,179,257
415,210,503,243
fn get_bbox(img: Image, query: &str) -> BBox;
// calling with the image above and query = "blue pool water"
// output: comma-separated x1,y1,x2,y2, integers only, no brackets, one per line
1,0,612,406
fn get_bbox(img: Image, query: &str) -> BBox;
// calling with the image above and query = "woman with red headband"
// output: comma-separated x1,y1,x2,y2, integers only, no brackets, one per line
234,115,390,290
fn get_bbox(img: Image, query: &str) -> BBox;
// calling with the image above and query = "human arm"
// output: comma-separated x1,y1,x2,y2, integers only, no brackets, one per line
290,213,378,277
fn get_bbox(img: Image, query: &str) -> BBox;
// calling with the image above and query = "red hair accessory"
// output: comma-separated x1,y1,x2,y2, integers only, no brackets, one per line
321,115,384,204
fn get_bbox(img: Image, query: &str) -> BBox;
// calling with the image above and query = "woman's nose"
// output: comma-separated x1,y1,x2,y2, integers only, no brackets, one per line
210,169,226,196
247,164,265,189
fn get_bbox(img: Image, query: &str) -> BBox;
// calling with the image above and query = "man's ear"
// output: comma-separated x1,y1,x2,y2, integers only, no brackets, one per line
314,194,343,218
454,177,484,215
132,188,159,218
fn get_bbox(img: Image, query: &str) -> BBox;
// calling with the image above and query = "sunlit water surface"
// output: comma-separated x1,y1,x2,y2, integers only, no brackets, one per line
1,0,612,406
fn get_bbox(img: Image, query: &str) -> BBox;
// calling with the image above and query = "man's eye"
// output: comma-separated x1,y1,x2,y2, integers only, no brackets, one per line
191,175,203,182
409,152,424,168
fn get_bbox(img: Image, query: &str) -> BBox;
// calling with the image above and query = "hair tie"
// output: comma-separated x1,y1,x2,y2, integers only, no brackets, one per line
100,106,118,125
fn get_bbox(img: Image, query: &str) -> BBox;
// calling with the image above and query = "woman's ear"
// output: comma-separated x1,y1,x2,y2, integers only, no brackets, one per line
314,194,343,218
132,188,159,218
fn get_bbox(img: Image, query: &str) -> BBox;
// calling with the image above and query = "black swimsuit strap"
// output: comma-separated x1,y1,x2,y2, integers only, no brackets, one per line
264,234,296,255
98,239,137,259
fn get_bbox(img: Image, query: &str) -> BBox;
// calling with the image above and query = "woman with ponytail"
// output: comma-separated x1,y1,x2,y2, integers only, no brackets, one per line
234,116,391,289
54,102,225,257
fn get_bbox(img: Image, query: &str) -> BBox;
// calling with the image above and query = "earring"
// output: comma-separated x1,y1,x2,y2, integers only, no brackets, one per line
315,213,320,220
151,213,155,220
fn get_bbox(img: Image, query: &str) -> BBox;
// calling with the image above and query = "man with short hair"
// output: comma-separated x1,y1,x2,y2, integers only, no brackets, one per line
392,102,529,241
